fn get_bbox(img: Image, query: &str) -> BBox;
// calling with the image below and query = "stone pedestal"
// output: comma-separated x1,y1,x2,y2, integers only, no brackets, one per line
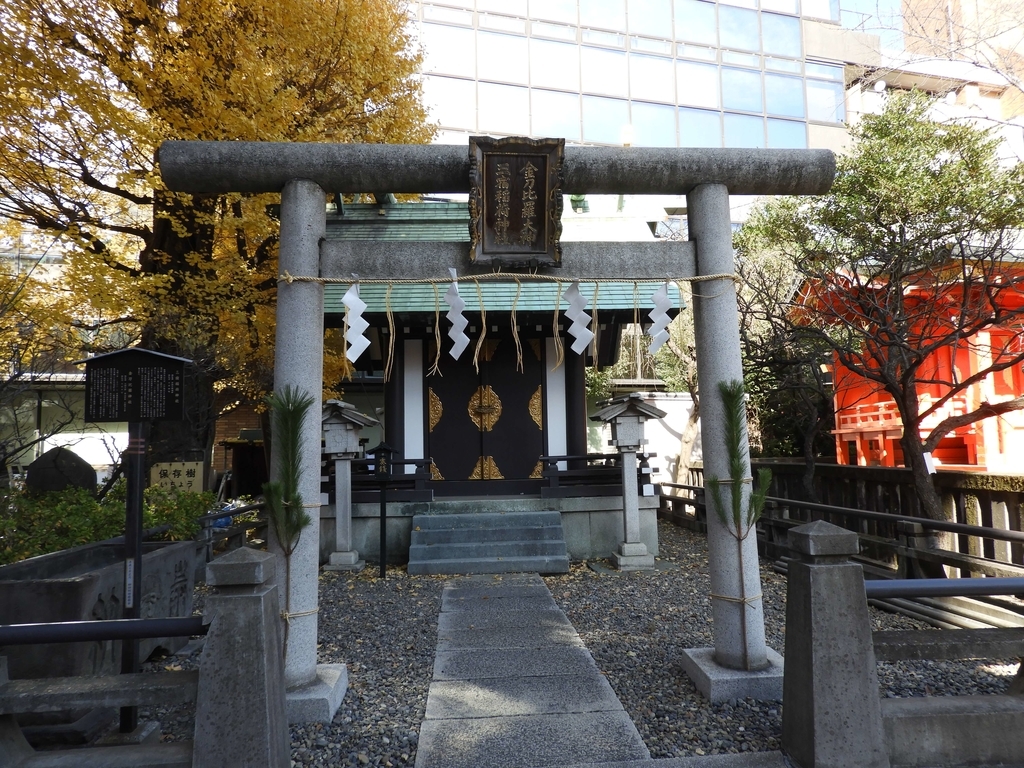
781,520,889,768
194,548,289,767
323,457,364,572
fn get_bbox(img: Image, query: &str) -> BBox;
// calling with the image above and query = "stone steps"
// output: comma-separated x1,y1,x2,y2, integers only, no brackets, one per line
407,511,570,575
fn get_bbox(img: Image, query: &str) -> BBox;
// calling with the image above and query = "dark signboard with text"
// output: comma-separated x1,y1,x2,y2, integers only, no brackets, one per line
469,136,564,266
81,348,191,423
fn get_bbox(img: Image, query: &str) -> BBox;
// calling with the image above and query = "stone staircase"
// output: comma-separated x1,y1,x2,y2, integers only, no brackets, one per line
407,510,570,575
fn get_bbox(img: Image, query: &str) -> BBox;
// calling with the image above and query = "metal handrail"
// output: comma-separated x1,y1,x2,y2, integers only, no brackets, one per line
864,577,1024,599
0,616,207,646
761,495,1024,545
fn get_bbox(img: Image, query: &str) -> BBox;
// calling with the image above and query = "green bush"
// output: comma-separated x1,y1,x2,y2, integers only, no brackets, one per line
0,482,214,566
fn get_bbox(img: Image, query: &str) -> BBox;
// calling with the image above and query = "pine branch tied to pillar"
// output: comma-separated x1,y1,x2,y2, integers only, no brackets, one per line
262,385,315,660
707,379,771,670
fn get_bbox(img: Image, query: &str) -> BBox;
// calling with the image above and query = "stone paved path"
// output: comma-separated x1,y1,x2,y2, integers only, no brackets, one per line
414,573,650,768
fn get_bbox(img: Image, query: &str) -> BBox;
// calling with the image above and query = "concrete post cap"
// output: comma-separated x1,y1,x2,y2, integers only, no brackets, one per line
207,547,276,587
789,520,859,558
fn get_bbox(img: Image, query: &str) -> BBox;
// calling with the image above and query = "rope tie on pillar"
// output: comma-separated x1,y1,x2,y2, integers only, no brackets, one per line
710,593,763,605
301,502,322,508
281,607,319,624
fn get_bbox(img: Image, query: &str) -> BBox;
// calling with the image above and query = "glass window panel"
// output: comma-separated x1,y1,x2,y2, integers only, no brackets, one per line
802,0,840,21
724,113,765,147
806,62,845,80
762,13,802,57
761,0,798,12
582,28,627,47
530,0,577,24
479,83,531,134
720,0,757,8
422,5,474,24
767,118,807,148
530,39,581,91
421,76,476,131
478,32,529,84
480,14,528,33
674,0,717,46
676,61,719,108
421,24,476,78
721,67,762,112
627,0,672,37
719,6,759,51
679,107,721,147
765,56,802,73
631,36,673,54
628,53,675,103
581,46,629,96
479,0,527,14
807,79,846,122
722,50,760,66
765,73,805,117
582,96,631,143
533,21,578,40
678,43,717,60
532,89,581,140
580,0,627,30
632,102,677,146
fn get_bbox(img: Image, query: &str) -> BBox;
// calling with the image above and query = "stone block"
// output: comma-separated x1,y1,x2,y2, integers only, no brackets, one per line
432,647,598,681
424,674,623,719
781,521,889,768
680,647,784,703
284,663,348,725
206,546,275,587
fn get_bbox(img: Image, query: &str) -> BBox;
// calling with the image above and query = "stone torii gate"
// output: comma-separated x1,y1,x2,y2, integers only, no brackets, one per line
159,142,835,720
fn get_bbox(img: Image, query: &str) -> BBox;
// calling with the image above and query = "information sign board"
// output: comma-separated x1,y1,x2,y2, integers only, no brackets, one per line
150,461,204,492
81,348,190,423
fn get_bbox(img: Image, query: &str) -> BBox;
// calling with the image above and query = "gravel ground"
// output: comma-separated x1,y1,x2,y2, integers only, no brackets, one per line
138,519,1021,766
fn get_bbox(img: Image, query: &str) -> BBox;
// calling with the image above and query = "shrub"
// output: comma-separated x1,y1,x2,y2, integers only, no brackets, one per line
0,482,214,565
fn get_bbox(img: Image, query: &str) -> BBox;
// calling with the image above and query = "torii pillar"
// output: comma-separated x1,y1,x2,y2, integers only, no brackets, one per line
158,141,835,716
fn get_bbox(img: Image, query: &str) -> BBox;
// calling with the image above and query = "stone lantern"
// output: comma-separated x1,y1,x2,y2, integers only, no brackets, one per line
591,393,666,570
322,400,378,572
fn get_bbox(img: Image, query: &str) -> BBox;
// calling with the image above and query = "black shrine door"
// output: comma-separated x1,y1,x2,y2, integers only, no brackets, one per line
426,336,545,482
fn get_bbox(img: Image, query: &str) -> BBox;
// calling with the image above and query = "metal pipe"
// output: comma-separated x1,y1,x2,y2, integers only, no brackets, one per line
763,496,1024,544
864,577,1024,599
158,142,836,197
0,616,207,646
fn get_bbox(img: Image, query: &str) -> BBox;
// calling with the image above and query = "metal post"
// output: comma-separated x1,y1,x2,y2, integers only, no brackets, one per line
120,419,146,732
379,481,387,579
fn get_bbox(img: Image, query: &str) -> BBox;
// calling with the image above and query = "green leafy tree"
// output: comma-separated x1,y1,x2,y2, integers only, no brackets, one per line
737,89,1024,522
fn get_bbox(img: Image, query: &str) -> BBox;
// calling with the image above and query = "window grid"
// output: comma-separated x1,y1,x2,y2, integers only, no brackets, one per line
416,0,842,147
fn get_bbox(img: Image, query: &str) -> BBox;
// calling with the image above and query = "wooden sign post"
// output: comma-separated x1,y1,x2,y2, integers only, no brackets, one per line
79,348,190,733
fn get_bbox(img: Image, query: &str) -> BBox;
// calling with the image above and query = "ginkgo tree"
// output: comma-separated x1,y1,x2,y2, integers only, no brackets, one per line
0,0,433,462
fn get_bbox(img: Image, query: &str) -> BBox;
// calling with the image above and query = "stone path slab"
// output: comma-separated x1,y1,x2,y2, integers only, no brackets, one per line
415,573,650,768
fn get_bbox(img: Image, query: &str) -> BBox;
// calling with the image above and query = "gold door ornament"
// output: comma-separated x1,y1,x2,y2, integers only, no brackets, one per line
529,385,543,430
468,385,502,431
428,388,443,432
470,456,504,480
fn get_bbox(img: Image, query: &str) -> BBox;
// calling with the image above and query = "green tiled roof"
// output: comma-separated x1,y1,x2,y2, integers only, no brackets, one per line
325,201,470,242
323,281,683,315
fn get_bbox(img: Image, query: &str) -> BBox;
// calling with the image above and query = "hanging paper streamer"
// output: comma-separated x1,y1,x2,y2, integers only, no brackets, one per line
562,281,594,355
343,281,370,362
647,282,673,354
444,268,470,360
